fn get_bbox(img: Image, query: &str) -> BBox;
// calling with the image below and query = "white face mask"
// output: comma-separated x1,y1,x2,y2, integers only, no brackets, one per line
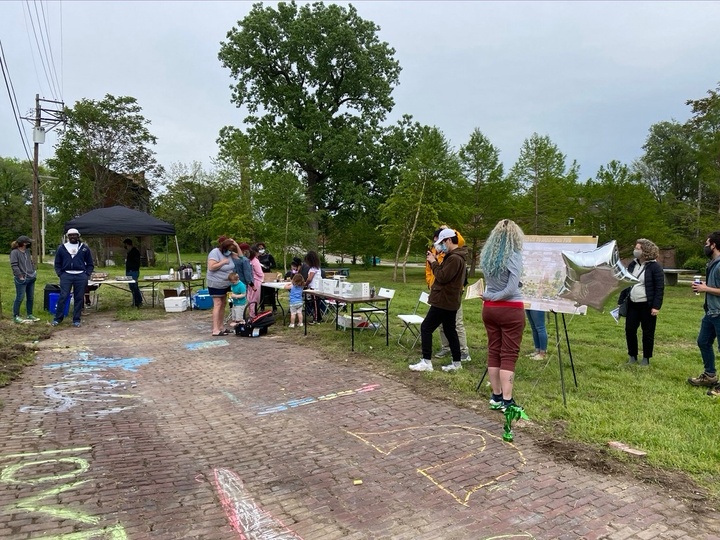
633,249,642,259
259,249,266,255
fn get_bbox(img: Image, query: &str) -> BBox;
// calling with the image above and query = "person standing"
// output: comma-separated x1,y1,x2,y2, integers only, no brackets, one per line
257,242,277,311
207,238,236,336
52,228,94,328
304,250,325,324
247,245,265,318
234,242,254,288
479,219,525,411
689,231,720,396
525,310,547,359
123,238,143,308
10,235,39,323
427,226,471,362
409,229,468,373
624,238,664,366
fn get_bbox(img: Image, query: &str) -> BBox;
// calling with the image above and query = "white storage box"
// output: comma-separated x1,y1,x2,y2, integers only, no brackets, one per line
339,282,370,298
164,297,189,312
321,278,341,294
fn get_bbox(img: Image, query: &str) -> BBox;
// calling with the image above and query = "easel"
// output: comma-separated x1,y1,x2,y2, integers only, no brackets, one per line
475,310,578,407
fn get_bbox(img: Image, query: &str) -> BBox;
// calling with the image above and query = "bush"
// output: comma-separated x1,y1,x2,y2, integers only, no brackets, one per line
682,256,707,273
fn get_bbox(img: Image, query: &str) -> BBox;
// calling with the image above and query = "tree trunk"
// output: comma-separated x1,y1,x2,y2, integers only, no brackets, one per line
306,170,322,250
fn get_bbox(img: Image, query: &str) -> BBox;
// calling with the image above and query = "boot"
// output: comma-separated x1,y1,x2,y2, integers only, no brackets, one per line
639,357,650,366
627,355,638,365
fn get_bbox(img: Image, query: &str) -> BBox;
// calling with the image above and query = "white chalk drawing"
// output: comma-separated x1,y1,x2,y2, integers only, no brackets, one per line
222,382,380,416
213,468,303,540
19,352,150,415
347,424,527,506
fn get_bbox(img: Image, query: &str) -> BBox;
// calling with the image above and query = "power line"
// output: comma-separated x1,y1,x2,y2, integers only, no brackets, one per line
0,40,33,162
24,0,59,99
36,0,62,100
22,1,47,97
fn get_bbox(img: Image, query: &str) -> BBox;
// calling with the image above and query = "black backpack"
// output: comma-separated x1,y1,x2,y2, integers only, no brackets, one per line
235,303,276,337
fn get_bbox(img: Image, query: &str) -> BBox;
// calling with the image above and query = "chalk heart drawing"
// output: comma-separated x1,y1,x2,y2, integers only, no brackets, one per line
19,353,152,416
347,424,527,507
213,468,303,540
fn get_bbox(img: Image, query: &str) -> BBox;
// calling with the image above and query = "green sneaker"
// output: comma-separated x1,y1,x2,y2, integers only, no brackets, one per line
25,315,41,322
489,396,504,411
13,316,24,324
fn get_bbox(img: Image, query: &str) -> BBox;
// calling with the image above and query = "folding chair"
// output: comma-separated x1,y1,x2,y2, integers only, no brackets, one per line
397,292,430,348
355,288,395,336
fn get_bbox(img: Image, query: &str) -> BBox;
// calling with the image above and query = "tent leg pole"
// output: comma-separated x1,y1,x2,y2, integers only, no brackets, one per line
175,235,182,266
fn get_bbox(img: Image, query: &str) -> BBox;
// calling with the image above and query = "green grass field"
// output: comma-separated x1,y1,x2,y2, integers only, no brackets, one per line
1,254,718,500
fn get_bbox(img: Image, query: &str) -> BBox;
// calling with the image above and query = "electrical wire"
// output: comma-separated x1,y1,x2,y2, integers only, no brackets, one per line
0,39,33,163
36,0,62,100
24,0,59,99
22,1,47,98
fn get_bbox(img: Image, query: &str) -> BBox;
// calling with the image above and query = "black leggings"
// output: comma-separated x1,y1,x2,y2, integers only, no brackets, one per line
625,300,657,358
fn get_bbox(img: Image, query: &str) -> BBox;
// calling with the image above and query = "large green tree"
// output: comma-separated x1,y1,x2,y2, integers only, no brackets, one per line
457,129,514,274
507,133,580,235
379,127,462,282
46,94,162,225
0,157,33,250
218,1,401,246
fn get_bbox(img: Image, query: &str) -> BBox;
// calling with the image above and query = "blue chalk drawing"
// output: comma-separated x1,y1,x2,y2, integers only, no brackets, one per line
45,356,152,373
186,340,230,350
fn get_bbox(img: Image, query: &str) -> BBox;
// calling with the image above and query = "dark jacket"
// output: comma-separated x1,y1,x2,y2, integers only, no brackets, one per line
258,252,276,273
125,246,141,273
54,242,94,277
428,246,468,311
628,259,664,310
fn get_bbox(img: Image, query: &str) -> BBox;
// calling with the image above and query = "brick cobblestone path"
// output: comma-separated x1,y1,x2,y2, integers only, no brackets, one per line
0,312,718,539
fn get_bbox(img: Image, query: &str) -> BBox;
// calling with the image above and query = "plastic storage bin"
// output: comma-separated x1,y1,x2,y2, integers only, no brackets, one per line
48,292,71,316
164,297,189,312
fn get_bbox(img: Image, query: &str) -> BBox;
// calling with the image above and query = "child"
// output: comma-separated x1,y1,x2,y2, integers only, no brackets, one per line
228,272,247,325
285,273,305,328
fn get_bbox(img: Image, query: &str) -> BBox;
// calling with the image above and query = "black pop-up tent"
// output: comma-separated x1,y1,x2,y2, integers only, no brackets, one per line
64,206,180,266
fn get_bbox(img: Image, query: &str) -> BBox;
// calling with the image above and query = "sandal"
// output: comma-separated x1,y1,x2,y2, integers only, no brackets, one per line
211,330,229,336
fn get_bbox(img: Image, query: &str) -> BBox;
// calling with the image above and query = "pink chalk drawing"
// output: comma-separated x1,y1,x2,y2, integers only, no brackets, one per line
213,468,303,540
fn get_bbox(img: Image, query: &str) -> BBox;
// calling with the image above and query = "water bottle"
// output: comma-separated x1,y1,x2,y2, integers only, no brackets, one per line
196,264,201,278
169,268,174,280
370,286,376,298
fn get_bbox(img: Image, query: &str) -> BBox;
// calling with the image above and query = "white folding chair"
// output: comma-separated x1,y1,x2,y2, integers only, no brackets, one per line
355,288,395,335
397,292,430,348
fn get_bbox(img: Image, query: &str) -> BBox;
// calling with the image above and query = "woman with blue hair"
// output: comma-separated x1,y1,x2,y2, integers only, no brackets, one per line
480,219,525,411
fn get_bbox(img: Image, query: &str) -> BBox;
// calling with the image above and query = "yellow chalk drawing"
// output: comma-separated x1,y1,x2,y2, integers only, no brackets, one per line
346,424,526,506
0,447,127,536
1,457,89,485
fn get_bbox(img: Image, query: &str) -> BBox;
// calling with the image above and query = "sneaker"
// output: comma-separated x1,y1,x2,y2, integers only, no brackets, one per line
25,315,41,322
50,320,59,327
489,395,504,411
434,349,451,358
441,362,462,372
13,316,24,324
639,357,650,367
688,372,718,387
288,324,295,328
72,322,81,328
460,353,471,362
530,353,546,360
707,384,720,397
409,359,433,372
627,356,638,365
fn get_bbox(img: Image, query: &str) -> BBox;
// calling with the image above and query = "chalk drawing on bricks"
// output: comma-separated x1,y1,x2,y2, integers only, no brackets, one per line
0,446,128,538
19,352,152,416
347,424,527,506
213,468,303,540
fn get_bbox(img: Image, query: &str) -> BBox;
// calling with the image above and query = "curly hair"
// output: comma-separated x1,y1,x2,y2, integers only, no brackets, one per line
480,219,524,277
636,238,659,260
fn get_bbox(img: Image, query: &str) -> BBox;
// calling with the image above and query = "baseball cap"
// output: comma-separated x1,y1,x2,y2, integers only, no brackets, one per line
17,235,33,244
67,228,80,235
434,228,455,248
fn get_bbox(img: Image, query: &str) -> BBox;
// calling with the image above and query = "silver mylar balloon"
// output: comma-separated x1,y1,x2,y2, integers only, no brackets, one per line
558,240,638,311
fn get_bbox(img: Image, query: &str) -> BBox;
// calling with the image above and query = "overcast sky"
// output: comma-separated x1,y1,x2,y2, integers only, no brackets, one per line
2,1,719,181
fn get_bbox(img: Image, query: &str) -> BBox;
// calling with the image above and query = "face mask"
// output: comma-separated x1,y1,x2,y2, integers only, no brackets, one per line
633,249,642,259
291,269,298,274
223,250,231,256
259,249,266,255
704,245,714,258
437,242,448,253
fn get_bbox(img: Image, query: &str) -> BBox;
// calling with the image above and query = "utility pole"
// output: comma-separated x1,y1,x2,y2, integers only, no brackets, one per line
22,95,65,265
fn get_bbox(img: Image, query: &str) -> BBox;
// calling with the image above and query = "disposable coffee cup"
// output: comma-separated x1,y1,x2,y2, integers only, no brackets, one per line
694,275,702,296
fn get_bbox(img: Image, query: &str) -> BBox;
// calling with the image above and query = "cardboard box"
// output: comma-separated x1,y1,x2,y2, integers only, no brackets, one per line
339,282,370,298
164,297,189,312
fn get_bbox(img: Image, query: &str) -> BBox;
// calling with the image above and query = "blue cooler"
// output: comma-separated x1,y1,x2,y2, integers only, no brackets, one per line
193,289,212,310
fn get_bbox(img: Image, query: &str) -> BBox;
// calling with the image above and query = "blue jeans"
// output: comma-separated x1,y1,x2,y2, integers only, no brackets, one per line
127,270,142,306
697,313,720,375
13,276,36,318
54,273,89,324
526,309,547,351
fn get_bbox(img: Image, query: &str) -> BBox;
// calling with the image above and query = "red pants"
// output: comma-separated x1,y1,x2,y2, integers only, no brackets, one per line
482,304,525,371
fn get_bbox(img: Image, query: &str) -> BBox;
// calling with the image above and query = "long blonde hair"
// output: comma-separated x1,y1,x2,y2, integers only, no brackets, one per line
480,219,524,277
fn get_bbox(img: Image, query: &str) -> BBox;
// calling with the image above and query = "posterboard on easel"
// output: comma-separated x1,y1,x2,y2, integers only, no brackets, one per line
521,235,599,315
